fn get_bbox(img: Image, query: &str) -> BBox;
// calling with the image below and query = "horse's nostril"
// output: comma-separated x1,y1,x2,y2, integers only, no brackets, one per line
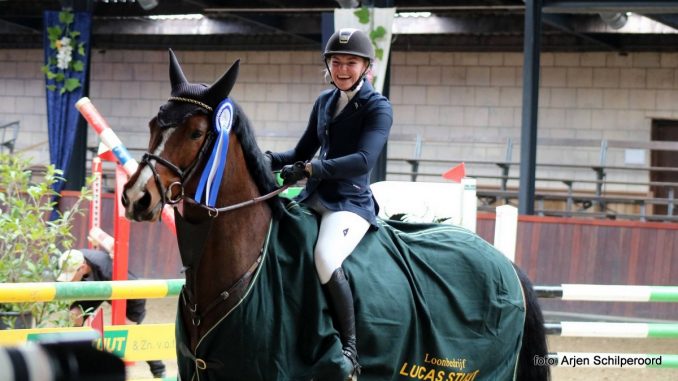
121,191,129,207
135,191,152,212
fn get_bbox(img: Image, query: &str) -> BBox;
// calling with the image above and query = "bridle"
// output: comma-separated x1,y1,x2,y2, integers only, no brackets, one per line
141,127,214,205
141,118,289,218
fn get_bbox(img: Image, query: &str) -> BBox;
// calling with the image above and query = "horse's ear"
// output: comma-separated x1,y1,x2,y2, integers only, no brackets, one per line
205,59,240,103
169,49,189,91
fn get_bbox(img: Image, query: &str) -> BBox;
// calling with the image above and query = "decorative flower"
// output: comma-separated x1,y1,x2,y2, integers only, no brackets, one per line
56,37,73,69
42,10,85,94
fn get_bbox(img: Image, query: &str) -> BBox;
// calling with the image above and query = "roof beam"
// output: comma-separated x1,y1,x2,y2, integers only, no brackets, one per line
0,19,41,34
228,13,319,44
542,13,622,51
646,14,678,30
393,14,524,34
88,13,677,37
543,1,678,14
568,13,678,33
94,16,263,35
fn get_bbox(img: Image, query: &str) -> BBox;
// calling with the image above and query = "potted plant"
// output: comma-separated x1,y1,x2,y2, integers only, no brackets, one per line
0,153,90,328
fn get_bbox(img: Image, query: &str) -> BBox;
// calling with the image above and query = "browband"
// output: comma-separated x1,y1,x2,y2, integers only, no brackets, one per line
168,96,213,112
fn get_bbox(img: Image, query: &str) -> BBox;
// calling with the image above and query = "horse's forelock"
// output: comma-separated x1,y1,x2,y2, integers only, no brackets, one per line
157,101,209,130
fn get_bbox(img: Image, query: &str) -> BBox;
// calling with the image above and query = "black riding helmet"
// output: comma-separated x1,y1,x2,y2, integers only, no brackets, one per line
323,28,375,62
323,28,374,91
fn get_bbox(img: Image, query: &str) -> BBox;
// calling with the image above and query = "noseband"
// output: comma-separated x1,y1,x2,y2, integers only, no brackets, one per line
140,124,287,218
141,127,215,206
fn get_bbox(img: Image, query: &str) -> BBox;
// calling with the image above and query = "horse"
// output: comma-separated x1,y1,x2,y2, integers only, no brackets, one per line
122,50,549,381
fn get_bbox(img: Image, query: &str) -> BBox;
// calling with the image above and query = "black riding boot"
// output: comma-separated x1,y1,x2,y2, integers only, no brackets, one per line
147,360,166,378
324,268,360,378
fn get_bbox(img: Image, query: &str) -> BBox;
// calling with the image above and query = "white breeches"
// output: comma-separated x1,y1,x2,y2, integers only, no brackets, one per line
307,198,370,284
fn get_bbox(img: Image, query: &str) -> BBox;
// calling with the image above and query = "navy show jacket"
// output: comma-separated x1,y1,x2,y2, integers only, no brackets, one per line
269,80,393,227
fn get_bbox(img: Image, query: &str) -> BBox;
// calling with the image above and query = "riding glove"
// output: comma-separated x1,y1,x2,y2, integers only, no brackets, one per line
281,161,309,185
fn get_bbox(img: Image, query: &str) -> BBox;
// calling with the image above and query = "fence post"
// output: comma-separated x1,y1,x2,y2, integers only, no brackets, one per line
410,134,423,182
668,188,674,216
494,205,518,262
461,178,477,233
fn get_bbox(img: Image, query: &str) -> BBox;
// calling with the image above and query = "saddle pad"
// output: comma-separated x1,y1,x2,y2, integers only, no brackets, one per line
176,202,525,381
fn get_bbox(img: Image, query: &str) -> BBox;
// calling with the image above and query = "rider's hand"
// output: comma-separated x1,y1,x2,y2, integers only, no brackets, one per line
280,161,309,185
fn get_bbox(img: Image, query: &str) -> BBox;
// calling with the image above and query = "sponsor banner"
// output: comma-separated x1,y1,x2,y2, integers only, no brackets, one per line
0,323,175,361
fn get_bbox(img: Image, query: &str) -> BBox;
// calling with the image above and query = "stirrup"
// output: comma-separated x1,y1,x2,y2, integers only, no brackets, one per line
342,348,361,380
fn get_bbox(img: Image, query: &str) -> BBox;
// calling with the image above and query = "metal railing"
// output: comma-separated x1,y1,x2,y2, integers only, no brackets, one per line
0,121,20,154
385,135,678,222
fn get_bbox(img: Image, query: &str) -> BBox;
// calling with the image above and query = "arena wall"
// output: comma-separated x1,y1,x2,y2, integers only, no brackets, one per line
2,49,678,190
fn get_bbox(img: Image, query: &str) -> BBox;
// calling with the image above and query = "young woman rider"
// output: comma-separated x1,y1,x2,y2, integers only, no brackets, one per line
267,28,393,378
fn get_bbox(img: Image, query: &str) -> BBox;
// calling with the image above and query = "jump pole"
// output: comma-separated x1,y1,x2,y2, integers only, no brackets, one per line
75,97,176,232
0,279,184,303
535,284,678,302
6,280,674,306
545,321,678,338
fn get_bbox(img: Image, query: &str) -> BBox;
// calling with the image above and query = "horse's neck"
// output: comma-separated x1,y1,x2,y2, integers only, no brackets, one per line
182,139,272,341
190,182,269,285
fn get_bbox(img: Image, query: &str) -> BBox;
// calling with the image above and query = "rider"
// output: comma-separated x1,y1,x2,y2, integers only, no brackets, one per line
267,28,393,377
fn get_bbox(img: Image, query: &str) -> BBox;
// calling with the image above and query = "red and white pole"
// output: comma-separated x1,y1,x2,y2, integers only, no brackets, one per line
76,97,176,233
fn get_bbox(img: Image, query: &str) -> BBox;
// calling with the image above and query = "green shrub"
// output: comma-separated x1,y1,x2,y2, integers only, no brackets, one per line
0,153,90,328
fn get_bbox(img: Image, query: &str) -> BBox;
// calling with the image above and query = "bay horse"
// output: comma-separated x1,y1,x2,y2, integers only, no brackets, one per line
122,51,549,381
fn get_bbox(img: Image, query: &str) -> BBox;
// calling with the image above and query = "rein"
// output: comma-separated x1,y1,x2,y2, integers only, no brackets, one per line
182,185,289,218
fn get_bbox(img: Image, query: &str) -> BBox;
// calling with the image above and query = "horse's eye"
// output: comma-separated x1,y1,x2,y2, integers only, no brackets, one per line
190,130,203,140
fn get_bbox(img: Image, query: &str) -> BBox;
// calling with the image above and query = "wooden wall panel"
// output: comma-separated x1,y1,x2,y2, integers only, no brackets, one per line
61,192,181,279
479,214,678,320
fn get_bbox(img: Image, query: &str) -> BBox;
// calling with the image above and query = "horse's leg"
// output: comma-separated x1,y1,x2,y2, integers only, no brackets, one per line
513,263,551,381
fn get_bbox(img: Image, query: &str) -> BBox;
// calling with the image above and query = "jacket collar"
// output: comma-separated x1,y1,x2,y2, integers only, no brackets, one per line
324,80,374,121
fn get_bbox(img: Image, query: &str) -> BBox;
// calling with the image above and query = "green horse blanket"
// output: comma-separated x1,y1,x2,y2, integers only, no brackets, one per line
176,202,526,381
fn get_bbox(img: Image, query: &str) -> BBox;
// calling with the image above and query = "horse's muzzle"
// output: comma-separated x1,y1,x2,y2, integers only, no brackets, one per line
123,188,161,222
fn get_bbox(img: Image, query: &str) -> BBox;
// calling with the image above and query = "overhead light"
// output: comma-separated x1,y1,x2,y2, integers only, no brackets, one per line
148,14,204,20
99,0,159,9
600,12,629,30
335,0,359,8
137,0,158,11
395,12,432,18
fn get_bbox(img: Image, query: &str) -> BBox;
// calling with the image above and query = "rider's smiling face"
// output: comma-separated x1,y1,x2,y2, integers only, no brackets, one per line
328,54,368,91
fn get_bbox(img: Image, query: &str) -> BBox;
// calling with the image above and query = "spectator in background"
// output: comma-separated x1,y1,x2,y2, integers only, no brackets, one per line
57,249,167,378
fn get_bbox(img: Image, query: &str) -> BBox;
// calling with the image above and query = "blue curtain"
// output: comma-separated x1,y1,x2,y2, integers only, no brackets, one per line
43,10,91,197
